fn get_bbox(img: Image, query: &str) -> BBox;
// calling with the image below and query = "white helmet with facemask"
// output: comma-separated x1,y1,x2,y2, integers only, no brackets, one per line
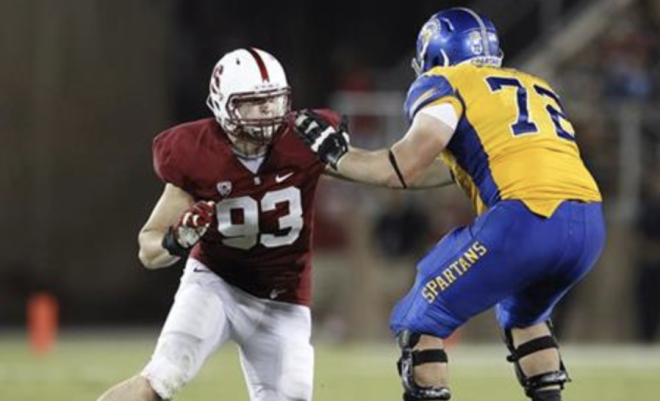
207,48,292,146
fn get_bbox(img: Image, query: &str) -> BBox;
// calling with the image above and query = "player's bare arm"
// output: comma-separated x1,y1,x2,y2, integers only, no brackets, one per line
411,157,454,189
322,154,453,189
299,111,454,189
138,183,193,268
138,183,216,269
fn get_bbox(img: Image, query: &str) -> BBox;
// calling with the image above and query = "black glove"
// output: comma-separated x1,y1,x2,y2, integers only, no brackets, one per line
294,110,350,169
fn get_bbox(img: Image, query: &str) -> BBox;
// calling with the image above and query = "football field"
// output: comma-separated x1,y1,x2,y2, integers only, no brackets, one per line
1,331,659,401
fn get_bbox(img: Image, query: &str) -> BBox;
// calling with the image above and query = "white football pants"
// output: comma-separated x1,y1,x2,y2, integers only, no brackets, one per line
141,258,314,401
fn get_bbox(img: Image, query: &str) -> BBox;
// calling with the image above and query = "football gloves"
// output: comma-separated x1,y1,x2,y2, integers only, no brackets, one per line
162,201,216,257
294,110,350,169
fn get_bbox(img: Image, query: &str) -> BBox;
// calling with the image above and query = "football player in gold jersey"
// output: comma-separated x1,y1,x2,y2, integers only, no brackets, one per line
295,7,605,401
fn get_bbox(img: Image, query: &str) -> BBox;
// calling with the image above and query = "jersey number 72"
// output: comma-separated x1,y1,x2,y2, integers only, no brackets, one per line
486,76,575,142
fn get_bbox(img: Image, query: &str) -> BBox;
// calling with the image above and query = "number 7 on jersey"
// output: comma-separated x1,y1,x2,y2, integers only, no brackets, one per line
486,76,575,141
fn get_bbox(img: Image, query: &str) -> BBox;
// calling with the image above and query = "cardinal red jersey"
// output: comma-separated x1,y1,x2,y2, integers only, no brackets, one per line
153,110,340,306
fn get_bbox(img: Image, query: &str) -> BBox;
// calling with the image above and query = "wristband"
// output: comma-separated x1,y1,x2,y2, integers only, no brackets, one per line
161,226,190,258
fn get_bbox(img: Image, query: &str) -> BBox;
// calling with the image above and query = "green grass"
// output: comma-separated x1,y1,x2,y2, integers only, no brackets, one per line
1,332,659,401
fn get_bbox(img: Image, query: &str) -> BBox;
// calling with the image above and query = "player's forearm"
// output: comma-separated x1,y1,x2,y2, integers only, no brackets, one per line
138,228,180,269
336,148,405,188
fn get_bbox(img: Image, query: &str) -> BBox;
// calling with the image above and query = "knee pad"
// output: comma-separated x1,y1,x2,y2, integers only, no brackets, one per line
503,322,570,398
142,333,202,400
396,330,451,401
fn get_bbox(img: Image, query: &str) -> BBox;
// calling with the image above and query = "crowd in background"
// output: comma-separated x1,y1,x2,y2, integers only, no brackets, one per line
556,3,660,342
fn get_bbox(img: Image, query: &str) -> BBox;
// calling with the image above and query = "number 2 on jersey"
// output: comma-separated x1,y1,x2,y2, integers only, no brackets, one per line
486,76,575,141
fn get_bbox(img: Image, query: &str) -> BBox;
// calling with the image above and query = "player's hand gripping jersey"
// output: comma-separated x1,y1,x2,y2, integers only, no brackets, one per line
405,64,601,217
153,110,340,306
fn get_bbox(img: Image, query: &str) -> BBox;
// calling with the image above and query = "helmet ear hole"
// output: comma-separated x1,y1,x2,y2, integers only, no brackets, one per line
431,55,442,68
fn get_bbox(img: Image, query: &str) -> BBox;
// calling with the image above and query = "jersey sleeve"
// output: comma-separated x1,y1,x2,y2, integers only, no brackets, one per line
404,73,464,124
152,127,191,190
312,108,342,129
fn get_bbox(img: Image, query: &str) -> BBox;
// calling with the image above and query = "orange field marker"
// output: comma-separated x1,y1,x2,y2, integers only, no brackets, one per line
27,292,59,356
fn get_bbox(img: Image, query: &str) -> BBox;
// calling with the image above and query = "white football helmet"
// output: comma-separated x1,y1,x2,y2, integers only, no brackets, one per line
207,48,292,145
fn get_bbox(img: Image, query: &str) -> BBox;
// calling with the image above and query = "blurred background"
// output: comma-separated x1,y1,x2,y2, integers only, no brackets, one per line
1,0,660,398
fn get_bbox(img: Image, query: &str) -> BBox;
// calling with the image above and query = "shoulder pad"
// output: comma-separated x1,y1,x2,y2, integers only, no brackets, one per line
404,73,457,124
152,121,209,189
312,108,342,128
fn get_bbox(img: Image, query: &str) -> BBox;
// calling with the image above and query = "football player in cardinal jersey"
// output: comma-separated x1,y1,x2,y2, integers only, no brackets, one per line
96,48,344,401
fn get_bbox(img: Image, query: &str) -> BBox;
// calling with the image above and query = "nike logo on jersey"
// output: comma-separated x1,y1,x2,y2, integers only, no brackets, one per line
269,288,286,299
275,172,294,183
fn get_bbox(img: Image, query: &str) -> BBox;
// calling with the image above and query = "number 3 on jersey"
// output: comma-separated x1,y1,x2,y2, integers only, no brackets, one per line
216,186,303,250
486,76,575,141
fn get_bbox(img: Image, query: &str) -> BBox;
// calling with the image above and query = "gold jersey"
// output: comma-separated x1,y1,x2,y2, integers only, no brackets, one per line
404,64,601,217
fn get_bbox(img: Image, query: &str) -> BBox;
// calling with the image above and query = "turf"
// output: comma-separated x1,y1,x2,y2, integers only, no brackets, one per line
0,332,658,401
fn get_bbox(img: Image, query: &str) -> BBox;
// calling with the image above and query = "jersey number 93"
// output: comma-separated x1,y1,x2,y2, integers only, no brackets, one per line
216,186,303,250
